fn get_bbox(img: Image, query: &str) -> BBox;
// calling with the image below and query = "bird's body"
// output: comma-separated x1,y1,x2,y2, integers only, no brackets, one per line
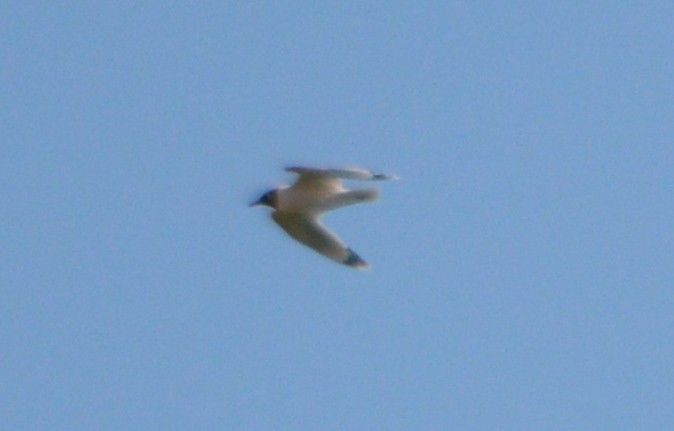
251,166,397,269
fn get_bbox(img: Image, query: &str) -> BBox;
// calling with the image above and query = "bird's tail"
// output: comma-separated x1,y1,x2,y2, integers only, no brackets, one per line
322,189,379,211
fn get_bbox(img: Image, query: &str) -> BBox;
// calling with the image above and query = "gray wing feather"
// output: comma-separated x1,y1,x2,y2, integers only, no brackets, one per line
271,212,369,269
286,166,397,181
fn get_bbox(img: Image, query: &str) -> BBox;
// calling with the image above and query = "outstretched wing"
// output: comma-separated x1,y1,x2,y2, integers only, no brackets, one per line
272,211,369,269
286,166,397,183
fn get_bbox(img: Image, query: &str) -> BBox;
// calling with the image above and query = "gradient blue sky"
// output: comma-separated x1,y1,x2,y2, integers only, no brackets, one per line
2,2,673,430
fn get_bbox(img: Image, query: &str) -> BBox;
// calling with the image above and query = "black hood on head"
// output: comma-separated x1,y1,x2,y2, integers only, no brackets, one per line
250,189,278,208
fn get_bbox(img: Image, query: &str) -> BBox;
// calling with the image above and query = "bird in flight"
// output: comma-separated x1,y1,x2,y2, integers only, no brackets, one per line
251,166,397,269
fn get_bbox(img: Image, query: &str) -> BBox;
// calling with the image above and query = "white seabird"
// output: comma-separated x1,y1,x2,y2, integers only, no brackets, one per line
251,166,397,269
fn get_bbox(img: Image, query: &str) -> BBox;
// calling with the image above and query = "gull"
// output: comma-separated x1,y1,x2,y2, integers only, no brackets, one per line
251,166,397,269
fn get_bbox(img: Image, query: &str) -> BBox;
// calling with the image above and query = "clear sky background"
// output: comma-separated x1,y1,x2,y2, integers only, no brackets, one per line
2,2,673,430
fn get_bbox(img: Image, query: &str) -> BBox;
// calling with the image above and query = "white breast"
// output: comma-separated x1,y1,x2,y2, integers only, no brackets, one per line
277,186,339,213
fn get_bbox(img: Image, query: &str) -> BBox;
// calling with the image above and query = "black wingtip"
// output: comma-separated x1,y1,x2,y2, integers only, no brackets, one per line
372,173,399,181
343,248,371,270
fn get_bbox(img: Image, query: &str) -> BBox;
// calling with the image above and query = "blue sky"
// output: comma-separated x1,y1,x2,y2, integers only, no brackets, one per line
2,2,673,430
